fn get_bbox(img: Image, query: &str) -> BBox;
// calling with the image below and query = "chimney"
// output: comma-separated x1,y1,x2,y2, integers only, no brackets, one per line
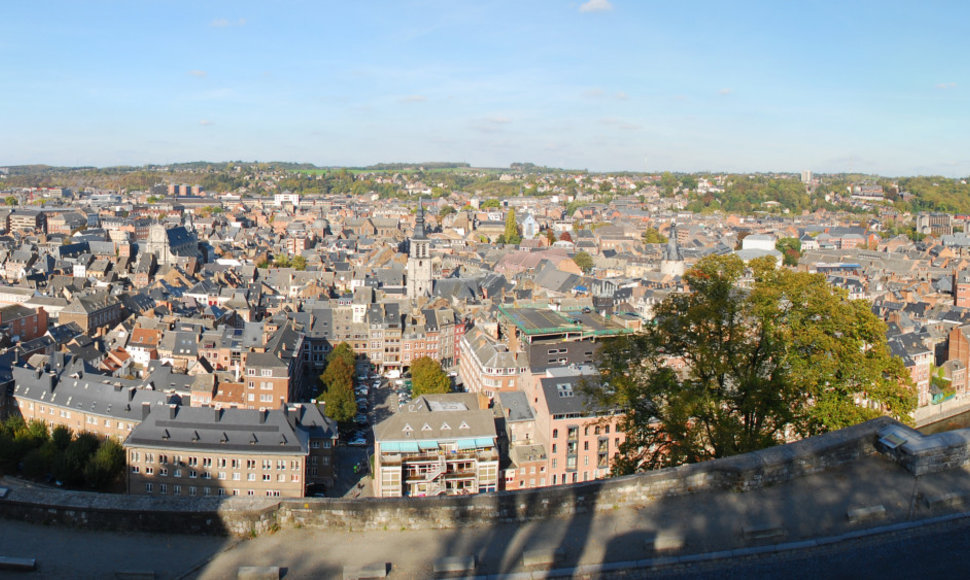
142,402,151,420
128,386,136,402
168,404,177,420
214,408,222,422
259,409,268,424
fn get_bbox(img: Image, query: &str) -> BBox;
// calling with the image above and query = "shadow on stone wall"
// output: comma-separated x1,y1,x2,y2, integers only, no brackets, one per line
0,416,908,546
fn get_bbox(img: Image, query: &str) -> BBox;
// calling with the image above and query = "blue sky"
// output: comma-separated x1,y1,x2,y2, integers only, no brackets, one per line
2,1,969,176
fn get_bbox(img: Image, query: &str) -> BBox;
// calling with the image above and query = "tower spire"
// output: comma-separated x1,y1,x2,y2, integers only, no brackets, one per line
413,198,427,239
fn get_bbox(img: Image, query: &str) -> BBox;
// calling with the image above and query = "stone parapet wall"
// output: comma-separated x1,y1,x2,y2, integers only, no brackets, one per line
0,417,897,537
878,422,970,477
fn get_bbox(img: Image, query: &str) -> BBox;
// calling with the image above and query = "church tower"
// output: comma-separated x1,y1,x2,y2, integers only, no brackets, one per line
407,200,434,300
660,222,686,277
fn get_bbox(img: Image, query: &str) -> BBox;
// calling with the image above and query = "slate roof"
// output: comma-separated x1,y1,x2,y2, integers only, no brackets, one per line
498,390,534,422
13,360,177,423
374,393,496,443
538,365,620,417
125,405,317,454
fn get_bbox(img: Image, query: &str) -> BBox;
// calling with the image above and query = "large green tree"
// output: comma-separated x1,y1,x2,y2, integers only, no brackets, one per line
411,356,451,397
318,342,358,423
597,254,915,475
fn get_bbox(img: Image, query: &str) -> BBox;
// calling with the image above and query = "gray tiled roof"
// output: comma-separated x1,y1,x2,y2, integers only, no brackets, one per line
374,393,496,443
125,405,328,454
13,363,177,423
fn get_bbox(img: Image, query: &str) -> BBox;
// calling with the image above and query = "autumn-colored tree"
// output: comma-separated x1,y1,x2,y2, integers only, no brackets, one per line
411,357,451,397
318,342,358,423
596,254,915,475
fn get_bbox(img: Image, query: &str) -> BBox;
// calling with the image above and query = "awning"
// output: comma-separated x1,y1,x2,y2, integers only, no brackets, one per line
457,439,477,450
474,437,494,447
382,441,420,453
418,440,438,450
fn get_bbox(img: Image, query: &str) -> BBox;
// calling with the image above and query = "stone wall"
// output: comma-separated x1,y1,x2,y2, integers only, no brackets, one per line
878,422,970,476
0,417,900,537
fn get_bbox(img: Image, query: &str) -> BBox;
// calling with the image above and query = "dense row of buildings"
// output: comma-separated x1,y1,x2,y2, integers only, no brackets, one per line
0,171,958,499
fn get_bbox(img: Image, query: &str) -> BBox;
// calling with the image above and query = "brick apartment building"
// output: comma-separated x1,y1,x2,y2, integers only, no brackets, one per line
520,365,626,487
458,326,524,400
0,304,48,342
10,355,178,441
59,292,123,334
125,403,337,498
373,394,499,497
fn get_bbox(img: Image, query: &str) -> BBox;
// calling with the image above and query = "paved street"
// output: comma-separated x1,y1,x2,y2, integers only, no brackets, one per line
328,375,401,499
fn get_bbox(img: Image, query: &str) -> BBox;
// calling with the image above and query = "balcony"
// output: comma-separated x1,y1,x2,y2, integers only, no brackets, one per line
380,448,499,466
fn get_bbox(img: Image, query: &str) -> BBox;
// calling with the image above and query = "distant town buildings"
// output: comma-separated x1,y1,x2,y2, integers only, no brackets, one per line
0,166,958,499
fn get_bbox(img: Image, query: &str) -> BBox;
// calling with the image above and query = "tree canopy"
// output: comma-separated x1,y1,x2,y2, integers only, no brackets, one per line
411,357,451,397
500,209,522,245
775,237,801,267
596,254,915,475
573,251,594,274
0,416,124,490
642,227,668,244
317,342,357,423
480,198,501,209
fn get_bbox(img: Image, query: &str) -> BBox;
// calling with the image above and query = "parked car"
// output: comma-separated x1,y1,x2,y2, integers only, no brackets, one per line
348,436,368,447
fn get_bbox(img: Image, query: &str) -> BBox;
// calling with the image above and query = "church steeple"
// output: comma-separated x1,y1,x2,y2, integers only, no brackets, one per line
413,198,427,240
665,222,681,261
407,198,433,300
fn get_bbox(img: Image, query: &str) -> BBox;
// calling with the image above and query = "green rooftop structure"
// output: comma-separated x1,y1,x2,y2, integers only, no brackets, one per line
496,305,633,344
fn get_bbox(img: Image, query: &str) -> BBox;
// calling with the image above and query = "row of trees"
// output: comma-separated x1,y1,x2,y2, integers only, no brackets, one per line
596,254,915,474
0,417,125,491
316,342,453,424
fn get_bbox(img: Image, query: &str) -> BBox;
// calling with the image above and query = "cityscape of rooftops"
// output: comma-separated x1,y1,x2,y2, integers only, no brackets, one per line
3,1,970,578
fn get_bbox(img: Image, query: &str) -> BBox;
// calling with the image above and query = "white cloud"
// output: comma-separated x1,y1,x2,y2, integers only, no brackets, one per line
936,82,957,89
718,88,733,95
211,18,246,28
579,0,613,13
616,91,629,100
583,88,605,98
188,70,207,78
599,117,641,131
199,120,214,126
399,95,427,103
470,116,513,134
